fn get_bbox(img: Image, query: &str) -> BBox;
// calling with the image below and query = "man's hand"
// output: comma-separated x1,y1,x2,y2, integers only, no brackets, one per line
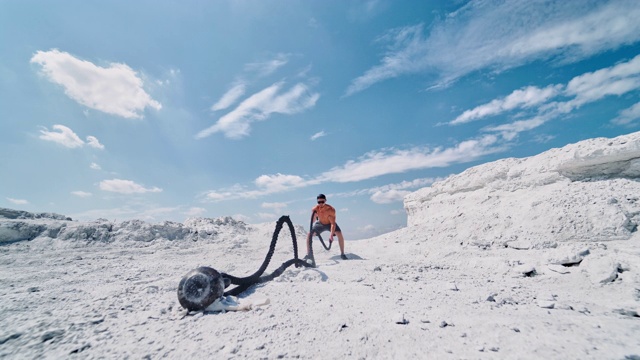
329,233,334,243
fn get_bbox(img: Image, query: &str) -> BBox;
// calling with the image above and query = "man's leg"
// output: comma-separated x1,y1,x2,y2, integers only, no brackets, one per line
336,231,346,256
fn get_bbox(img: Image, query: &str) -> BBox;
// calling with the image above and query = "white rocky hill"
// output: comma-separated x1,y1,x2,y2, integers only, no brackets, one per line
405,132,640,247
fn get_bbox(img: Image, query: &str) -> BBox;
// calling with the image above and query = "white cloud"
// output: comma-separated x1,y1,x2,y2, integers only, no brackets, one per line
39,125,84,148
255,173,308,192
612,102,640,125
211,82,246,111
39,124,104,150
564,54,640,107
346,0,640,95
311,131,327,141
86,136,104,149
30,49,161,118
257,212,277,220
261,202,288,213
334,177,440,203
90,162,102,170
201,137,503,203
260,202,288,211
450,85,562,125
197,81,320,139
184,207,207,217
346,24,427,96
99,179,162,194
7,197,29,205
244,53,290,77
452,54,640,139
483,115,552,141
71,191,93,198
320,135,502,182
370,189,411,204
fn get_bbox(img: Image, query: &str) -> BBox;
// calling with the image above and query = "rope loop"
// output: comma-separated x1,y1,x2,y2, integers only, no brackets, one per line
222,215,313,296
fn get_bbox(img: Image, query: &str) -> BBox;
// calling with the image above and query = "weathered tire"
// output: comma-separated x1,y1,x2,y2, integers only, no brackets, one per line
177,267,224,311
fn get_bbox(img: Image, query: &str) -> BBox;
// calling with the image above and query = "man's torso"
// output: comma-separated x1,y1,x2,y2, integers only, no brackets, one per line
313,204,336,224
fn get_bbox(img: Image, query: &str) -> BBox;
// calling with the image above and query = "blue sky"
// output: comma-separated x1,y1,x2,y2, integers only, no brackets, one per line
2,0,640,239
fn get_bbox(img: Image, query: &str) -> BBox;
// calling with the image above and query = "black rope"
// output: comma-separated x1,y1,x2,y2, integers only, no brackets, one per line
222,215,313,296
310,210,332,251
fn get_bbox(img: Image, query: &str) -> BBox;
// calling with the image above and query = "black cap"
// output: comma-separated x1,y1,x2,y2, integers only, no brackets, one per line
317,193,326,200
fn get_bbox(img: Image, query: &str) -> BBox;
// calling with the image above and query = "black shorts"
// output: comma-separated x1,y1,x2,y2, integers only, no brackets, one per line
311,222,341,235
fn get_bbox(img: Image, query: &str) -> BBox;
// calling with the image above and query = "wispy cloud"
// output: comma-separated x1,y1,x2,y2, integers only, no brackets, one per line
244,53,290,77
564,54,640,108
612,102,640,126
184,207,207,217
39,124,84,148
347,0,388,22
370,189,410,204
346,0,640,95
86,136,104,149
310,130,327,141
7,197,29,205
197,81,320,139
71,191,93,198
31,49,161,118
39,124,105,150
201,136,504,202
445,54,640,140
261,202,288,214
99,179,162,194
211,82,246,111
333,177,441,201
90,162,102,170
320,135,502,183
449,85,562,125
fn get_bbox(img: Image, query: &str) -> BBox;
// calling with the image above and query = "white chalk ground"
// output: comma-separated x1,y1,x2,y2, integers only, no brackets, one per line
2,132,640,359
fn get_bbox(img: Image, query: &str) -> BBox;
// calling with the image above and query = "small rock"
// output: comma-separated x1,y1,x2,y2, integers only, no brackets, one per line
41,329,64,342
0,333,22,345
448,282,459,291
538,301,555,309
512,264,536,277
547,250,586,266
439,321,449,328
507,240,531,250
547,264,571,274
582,256,621,284
394,313,409,325
486,294,497,302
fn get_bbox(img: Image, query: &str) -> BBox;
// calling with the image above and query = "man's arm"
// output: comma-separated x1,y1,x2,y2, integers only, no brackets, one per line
328,213,336,240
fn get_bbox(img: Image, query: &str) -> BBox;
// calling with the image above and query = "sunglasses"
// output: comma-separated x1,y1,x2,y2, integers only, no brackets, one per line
317,200,325,204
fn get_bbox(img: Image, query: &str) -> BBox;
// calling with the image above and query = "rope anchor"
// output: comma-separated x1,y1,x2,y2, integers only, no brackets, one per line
177,215,313,312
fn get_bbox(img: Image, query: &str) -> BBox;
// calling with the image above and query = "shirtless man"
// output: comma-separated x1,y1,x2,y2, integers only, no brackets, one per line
305,194,348,261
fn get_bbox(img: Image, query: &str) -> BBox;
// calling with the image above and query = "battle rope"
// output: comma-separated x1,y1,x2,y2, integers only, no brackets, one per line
221,215,313,296
177,215,328,311
310,210,332,251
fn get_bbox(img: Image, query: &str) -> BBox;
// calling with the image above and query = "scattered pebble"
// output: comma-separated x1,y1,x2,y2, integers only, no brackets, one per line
394,313,409,325
538,301,555,309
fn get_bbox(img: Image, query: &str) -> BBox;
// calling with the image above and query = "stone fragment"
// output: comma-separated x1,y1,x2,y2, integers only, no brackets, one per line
547,264,571,274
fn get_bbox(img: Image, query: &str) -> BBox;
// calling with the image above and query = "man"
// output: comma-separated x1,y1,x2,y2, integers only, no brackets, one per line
305,194,348,261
